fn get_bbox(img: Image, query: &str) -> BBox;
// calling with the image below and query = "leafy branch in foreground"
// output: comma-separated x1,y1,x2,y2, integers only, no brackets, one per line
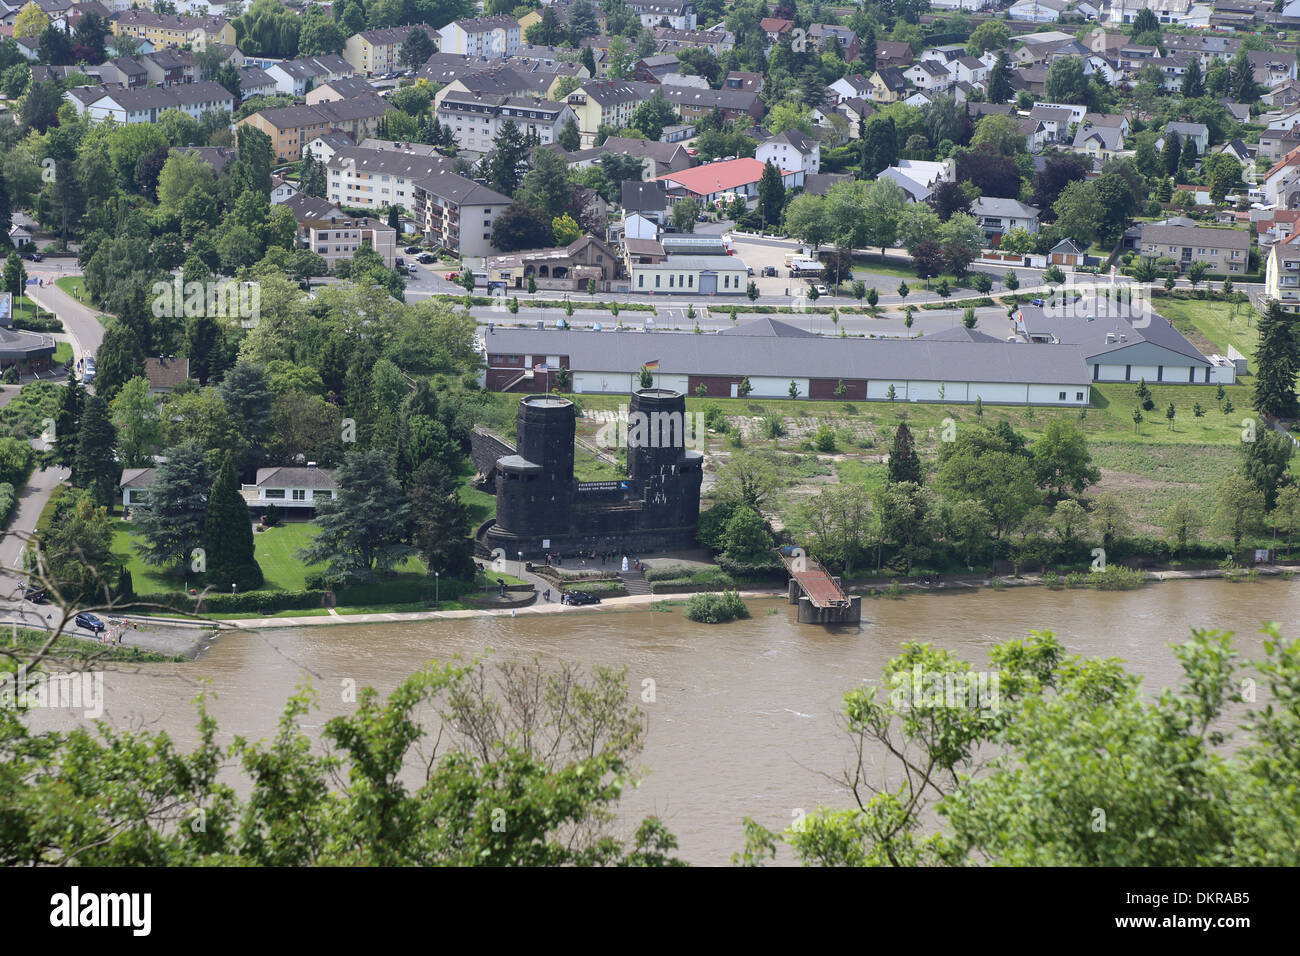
735,625,1300,866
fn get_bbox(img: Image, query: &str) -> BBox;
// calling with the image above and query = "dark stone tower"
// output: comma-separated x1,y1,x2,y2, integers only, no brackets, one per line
493,397,575,548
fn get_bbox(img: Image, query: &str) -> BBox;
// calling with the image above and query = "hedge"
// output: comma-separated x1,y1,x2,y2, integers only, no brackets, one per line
0,482,14,526
683,591,750,623
133,589,327,614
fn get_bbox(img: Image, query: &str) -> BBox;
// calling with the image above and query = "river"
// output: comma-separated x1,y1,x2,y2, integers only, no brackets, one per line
24,578,1300,865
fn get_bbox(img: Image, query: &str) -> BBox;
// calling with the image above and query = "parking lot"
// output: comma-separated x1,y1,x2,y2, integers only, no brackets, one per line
728,236,823,297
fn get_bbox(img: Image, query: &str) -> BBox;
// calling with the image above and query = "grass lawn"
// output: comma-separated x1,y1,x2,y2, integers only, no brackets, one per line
54,276,92,306
52,341,72,366
1154,295,1259,366
113,520,425,595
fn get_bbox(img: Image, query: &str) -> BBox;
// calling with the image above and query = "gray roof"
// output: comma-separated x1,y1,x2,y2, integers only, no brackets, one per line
413,171,512,207
1073,123,1124,151
971,196,1040,219
717,317,816,337
633,255,748,270
1140,223,1251,249
327,147,453,179
254,467,339,489
1166,121,1209,137
1014,306,1210,365
621,180,667,212
483,323,1092,385
119,468,157,489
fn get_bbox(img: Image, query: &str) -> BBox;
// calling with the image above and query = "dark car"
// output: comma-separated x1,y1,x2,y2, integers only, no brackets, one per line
747,267,754,276
1031,298,1044,307
21,586,47,604
394,257,405,269
417,253,436,264
564,591,601,606
75,612,105,633
29,252,42,262
762,266,777,277
404,245,422,255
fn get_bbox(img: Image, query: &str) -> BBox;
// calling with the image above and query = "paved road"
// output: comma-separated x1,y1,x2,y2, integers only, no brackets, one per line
0,464,68,611
28,279,104,360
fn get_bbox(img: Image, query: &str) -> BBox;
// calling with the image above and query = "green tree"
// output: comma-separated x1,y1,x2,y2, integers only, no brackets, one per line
936,426,1038,538
52,368,84,470
630,89,676,142
671,196,701,233
203,451,263,592
723,505,772,562
757,159,785,230
886,422,922,485
875,480,940,573
1214,474,1265,548
399,26,434,69
298,447,415,583
133,441,212,574
1242,430,1295,512
72,395,118,508
109,376,163,469
1253,300,1300,420
1163,497,1204,555
1031,420,1100,500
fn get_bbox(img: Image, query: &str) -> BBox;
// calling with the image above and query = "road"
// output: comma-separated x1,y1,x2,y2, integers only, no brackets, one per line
28,276,105,360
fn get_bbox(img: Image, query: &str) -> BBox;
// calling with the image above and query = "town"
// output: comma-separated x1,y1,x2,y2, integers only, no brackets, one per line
0,0,1295,875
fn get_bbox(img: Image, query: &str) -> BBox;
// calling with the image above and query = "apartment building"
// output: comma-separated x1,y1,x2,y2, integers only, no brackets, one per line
238,97,389,161
110,10,235,50
306,76,377,105
435,90,573,153
565,80,655,146
141,47,198,86
437,15,521,59
1141,223,1251,273
410,172,514,257
629,0,697,30
265,55,356,96
344,24,438,75
1265,231,1300,304
79,82,234,124
282,193,398,268
659,85,763,123
326,146,454,212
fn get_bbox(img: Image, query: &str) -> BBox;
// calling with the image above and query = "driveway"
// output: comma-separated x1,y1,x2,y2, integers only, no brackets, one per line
28,278,105,360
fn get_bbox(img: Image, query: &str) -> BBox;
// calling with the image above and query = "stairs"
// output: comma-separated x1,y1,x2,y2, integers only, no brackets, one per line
619,569,652,596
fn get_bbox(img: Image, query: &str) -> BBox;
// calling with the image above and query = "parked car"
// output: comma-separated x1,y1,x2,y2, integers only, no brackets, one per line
444,271,460,280
417,253,436,264
1031,298,1044,307
813,284,829,296
564,591,601,606
762,265,777,277
394,257,405,269
29,251,42,262
21,586,47,604
80,356,95,384
74,612,105,633
747,267,754,276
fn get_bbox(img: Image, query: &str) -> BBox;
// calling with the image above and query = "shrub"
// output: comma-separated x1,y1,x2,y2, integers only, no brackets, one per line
760,414,785,439
0,481,14,525
814,424,836,452
683,590,750,623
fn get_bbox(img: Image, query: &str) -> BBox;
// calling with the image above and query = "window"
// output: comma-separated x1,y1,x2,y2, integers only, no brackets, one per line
1059,391,1066,400
265,488,286,499
292,489,306,501
1076,392,1084,401
639,274,644,287
688,274,694,287
655,274,661,287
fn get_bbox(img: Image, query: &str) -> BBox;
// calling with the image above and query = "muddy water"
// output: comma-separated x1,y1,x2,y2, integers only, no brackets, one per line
25,579,1300,864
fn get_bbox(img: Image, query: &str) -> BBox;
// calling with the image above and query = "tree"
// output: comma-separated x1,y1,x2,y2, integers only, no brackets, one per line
722,505,772,562
519,147,574,218
1274,483,1300,554
491,202,553,252
1089,491,1130,551
757,160,785,230
1163,130,1182,177
987,51,1013,104
885,423,923,485
1187,261,1208,294
552,213,581,245
1163,497,1204,555
967,21,1010,56
298,448,415,583
630,89,676,142
400,26,434,70
559,116,581,152
874,480,940,573
218,361,273,451
912,239,944,286
1214,474,1265,549
110,376,164,469
715,449,783,512
970,113,1026,158
134,441,211,573
955,145,1020,199
1132,8,1159,34
1045,57,1089,105
1253,300,1300,420
204,452,263,592
486,119,528,196
1242,430,1295,512
52,369,85,470
93,321,144,404
1052,181,1102,248
937,426,1038,538
71,396,117,508
671,196,700,234
1031,420,1100,500
1181,56,1205,99
2,252,25,303
859,116,897,177
930,180,970,222
13,2,48,39
1229,47,1260,101
300,146,326,198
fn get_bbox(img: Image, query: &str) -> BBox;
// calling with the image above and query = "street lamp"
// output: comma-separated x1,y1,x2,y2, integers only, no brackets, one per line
518,551,523,578
434,570,439,606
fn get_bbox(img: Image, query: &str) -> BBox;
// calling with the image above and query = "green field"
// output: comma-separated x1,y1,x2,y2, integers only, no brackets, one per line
52,341,72,366
1154,295,1259,368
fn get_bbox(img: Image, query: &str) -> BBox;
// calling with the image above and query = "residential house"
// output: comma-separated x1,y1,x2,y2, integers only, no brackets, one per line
436,90,573,154
829,74,873,104
1028,105,1077,145
1159,121,1209,157
142,357,191,396
877,159,954,203
326,146,453,211
874,41,914,70
1007,0,1070,19
242,467,340,512
1264,229,1300,303
659,86,763,124
808,23,859,62
80,82,234,124
1073,121,1126,159
565,80,655,147
238,97,389,162
950,56,989,87
621,180,669,227
109,10,235,50
306,76,376,105
628,254,749,296
436,16,521,60
759,17,793,43
141,47,198,86
264,55,355,96
630,0,696,30
904,60,953,93
282,193,397,268
755,129,820,177
868,68,910,103
97,56,148,89
1048,237,1085,267
1141,222,1251,273
237,65,276,98
344,24,438,74
410,171,514,257
971,196,1040,243
634,54,681,84
595,137,694,180
724,71,764,94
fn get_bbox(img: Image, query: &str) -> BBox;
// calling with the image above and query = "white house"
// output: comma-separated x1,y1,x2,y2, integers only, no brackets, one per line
878,159,954,203
756,129,820,177
904,60,953,92
971,196,1040,242
437,15,521,58
241,466,340,511
1007,0,1070,22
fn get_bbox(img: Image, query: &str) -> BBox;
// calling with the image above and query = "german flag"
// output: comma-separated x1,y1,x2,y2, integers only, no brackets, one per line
643,360,660,370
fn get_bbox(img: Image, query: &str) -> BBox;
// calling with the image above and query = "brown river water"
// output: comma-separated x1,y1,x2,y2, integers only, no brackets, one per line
25,579,1300,865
